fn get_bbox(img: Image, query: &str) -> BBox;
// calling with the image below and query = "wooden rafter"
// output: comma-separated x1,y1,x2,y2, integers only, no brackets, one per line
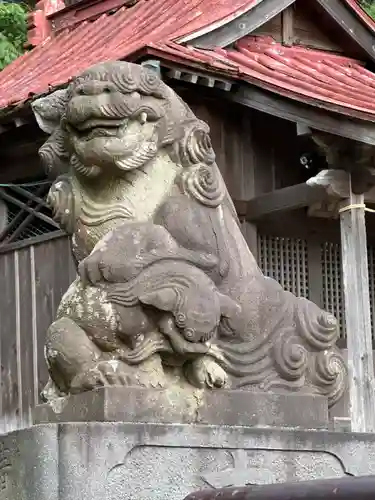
227,85,375,146
234,183,329,221
234,171,375,222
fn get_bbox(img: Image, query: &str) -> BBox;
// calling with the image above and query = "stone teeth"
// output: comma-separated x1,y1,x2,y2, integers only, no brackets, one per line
139,112,147,124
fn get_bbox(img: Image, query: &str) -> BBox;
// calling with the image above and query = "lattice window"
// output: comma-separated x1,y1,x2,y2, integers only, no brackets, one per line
321,242,345,341
0,181,60,246
321,243,375,343
258,233,375,346
257,235,309,298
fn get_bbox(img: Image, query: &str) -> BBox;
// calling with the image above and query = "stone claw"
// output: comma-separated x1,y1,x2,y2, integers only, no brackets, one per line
185,356,228,389
70,360,133,393
41,377,65,402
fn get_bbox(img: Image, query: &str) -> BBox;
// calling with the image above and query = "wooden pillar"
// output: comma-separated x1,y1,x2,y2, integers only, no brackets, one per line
340,190,375,432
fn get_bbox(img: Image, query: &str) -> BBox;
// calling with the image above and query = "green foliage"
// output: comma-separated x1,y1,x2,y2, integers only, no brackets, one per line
360,0,375,18
0,2,28,71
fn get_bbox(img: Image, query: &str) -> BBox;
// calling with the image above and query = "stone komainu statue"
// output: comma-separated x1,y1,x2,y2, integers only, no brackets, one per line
31,61,347,405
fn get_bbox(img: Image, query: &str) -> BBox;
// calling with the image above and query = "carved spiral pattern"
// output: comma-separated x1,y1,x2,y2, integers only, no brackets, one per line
181,165,225,207
312,349,347,407
110,67,138,94
178,120,216,167
175,312,186,327
47,176,76,234
296,297,339,350
138,68,165,97
273,334,308,381
39,128,70,177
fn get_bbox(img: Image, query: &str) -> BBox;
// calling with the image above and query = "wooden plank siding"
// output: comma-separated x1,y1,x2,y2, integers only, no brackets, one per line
0,235,76,433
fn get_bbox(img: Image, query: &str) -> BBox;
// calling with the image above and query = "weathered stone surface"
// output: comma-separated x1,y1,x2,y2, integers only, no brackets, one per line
2,423,375,500
31,61,347,411
32,387,329,429
0,425,57,500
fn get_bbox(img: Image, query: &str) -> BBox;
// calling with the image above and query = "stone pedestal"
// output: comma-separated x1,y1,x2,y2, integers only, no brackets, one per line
2,421,375,500
33,387,329,429
2,388,373,500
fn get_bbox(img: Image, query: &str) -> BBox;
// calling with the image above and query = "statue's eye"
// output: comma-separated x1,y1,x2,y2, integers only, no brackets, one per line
103,86,112,94
184,328,195,340
175,313,186,327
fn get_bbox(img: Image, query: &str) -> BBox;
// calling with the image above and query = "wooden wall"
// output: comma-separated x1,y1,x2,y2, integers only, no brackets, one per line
0,235,76,433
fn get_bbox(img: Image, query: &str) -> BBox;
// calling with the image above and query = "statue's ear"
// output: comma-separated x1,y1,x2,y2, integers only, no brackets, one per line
218,293,241,318
139,288,178,312
32,89,69,134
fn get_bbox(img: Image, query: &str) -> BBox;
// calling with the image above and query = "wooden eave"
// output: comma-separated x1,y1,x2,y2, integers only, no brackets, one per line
228,83,375,146
183,0,375,64
159,59,375,146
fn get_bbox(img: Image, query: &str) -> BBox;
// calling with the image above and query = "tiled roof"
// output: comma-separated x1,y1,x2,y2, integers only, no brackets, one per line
1,0,375,121
0,0,257,109
148,36,375,121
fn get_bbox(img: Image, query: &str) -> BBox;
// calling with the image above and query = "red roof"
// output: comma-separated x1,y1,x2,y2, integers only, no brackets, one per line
148,36,375,121
1,0,375,121
0,0,256,109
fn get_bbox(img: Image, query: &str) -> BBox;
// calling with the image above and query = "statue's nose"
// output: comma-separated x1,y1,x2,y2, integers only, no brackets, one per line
74,81,115,96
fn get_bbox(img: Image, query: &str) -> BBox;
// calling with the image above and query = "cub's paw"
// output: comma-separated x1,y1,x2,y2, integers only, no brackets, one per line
185,356,228,389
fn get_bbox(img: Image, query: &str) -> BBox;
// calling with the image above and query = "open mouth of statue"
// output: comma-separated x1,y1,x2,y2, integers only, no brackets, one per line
68,118,126,142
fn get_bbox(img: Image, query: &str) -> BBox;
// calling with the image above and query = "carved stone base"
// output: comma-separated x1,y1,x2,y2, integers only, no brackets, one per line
32,387,329,429
2,422,375,500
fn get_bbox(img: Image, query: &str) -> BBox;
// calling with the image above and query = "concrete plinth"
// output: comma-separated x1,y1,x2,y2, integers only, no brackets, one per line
2,422,375,500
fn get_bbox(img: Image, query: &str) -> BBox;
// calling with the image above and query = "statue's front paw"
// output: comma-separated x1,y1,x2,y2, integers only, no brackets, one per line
78,250,106,285
70,360,133,392
41,377,65,402
186,357,228,389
